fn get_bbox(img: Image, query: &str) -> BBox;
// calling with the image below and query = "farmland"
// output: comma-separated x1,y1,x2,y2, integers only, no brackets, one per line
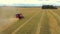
0,7,60,34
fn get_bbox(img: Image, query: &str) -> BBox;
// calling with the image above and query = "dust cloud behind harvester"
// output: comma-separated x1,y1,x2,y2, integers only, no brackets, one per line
0,6,20,19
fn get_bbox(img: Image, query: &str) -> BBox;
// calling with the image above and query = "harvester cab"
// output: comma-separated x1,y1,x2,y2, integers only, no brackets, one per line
16,13,24,19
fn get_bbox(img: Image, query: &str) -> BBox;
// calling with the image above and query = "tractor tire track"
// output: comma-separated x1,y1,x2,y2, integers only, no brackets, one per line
16,11,43,34
52,10,60,16
40,10,51,34
35,11,45,34
0,10,37,34
47,11,60,34
48,10,60,26
11,11,41,34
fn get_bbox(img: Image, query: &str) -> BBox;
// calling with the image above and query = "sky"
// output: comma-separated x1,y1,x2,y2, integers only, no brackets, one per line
0,0,60,6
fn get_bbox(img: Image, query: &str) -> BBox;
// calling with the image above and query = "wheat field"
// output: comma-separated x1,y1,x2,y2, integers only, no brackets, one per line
0,7,60,34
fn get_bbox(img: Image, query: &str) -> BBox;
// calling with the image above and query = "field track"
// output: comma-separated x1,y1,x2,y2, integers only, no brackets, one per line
0,7,60,34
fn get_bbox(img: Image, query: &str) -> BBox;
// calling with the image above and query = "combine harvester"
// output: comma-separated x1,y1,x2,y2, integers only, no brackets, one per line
16,13,24,20
0,6,24,32
1,6,24,20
